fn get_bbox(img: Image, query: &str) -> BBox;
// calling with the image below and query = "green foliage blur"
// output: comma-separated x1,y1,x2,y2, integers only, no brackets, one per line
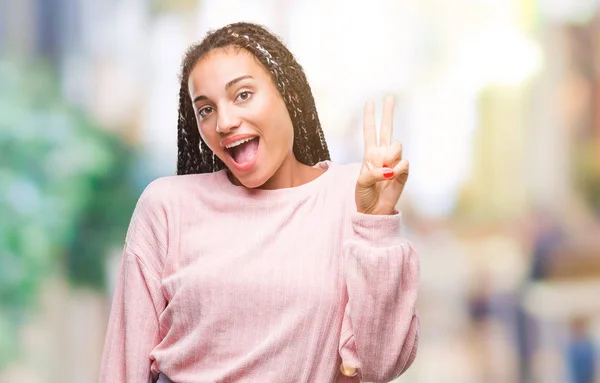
0,59,141,367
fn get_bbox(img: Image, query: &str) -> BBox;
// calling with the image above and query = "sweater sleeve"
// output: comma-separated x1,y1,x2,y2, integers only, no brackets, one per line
100,182,169,383
338,211,420,382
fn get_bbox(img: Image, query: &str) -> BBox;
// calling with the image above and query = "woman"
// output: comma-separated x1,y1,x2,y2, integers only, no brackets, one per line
100,22,419,383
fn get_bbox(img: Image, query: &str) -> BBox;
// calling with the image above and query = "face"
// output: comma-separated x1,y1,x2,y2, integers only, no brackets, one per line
188,47,295,188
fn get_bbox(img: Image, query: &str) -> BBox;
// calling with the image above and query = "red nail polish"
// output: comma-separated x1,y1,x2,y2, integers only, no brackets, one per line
383,164,390,168
383,170,394,179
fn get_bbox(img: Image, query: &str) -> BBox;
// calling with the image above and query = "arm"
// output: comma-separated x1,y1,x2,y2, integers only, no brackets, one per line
339,211,419,383
99,182,169,383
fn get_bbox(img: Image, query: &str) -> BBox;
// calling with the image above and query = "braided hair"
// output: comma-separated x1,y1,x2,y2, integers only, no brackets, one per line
177,22,331,175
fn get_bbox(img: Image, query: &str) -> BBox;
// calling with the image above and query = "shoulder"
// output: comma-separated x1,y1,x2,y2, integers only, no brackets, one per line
318,161,361,211
137,171,222,208
125,172,224,256
323,161,362,186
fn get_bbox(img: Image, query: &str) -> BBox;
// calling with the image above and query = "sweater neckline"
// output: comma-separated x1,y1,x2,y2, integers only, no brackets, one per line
215,160,335,200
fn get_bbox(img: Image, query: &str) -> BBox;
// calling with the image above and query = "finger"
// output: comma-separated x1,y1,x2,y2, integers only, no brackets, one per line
391,159,409,185
363,100,377,150
363,158,409,184
379,95,395,147
382,141,403,168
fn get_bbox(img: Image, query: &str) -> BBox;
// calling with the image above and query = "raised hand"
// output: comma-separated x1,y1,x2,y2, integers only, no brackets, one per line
355,96,409,215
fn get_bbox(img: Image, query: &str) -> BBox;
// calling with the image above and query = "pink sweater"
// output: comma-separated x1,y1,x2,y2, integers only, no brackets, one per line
100,161,419,383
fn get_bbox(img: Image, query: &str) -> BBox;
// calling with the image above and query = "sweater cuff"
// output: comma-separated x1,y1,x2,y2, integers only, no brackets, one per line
350,211,404,248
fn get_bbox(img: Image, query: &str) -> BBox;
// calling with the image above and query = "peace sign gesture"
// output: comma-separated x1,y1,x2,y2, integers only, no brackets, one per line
355,96,409,215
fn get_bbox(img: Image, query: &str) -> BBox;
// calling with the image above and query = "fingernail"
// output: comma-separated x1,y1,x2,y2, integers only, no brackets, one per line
383,164,393,177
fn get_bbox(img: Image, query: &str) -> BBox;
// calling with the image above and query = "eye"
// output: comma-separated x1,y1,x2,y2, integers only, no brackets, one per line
236,91,252,102
198,106,214,118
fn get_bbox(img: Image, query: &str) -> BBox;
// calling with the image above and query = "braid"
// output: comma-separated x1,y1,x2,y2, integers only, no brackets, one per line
176,22,330,175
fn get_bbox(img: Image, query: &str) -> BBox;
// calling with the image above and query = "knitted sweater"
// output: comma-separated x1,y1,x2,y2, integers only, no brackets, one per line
100,161,419,383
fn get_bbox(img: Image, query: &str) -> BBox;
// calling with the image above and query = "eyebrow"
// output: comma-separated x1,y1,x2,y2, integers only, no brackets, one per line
192,75,254,104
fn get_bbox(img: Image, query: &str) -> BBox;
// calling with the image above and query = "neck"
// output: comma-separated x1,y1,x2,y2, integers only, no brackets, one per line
261,155,308,190
228,153,325,190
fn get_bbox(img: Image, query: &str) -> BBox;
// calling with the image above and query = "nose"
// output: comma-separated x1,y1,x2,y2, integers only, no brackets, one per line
216,103,240,134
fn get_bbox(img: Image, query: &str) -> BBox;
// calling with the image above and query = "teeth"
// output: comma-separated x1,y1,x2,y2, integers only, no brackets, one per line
225,137,256,149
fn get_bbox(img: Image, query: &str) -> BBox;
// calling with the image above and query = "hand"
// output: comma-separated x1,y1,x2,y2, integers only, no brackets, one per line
355,96,409,215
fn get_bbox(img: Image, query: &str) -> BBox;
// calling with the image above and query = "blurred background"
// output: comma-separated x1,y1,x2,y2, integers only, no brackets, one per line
1,0,600,382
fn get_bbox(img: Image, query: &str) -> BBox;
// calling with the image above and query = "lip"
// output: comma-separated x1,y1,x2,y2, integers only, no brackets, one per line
220,133,259,149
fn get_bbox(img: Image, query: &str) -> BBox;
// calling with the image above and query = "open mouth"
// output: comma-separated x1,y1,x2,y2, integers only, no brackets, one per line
226,136,260,165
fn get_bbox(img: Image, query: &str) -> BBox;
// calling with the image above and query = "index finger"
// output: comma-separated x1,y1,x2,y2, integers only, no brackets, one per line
363,100,377,150
379,96,395,147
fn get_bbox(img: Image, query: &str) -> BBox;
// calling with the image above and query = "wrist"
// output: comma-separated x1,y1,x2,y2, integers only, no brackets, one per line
356,202,398,215
357,208,398,215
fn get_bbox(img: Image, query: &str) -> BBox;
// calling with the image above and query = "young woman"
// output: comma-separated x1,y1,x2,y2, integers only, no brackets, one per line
100,22,419,383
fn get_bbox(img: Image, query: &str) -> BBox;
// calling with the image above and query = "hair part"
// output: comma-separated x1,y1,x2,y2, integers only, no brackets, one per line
176,21,330,175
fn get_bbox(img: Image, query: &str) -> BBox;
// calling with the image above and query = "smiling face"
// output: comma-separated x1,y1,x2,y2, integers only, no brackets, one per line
187,47,296,189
